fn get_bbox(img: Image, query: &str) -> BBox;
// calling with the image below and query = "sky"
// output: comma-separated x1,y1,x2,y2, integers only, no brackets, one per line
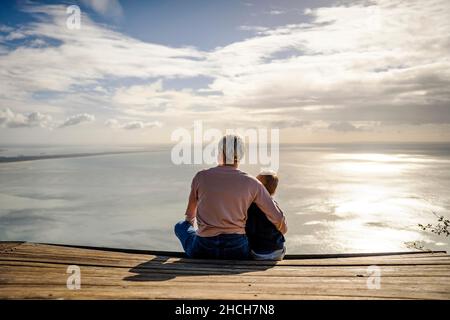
0,0,449,145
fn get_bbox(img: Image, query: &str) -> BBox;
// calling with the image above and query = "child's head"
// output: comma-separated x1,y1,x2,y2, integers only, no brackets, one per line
257,170,279,196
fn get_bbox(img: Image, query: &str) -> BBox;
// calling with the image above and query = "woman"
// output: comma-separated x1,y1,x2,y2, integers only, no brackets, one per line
174,134,287,259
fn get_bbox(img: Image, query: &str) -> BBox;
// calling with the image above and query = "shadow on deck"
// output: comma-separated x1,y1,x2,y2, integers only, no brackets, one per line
125,256,277,282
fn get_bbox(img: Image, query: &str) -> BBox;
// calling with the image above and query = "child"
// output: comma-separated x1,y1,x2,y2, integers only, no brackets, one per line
245,171,286,260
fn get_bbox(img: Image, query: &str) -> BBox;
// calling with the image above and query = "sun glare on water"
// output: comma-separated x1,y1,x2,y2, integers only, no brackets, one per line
285,151,446,253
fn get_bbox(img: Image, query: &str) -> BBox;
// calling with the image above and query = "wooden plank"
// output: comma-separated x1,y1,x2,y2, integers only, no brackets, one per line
0,282,448,300
0,286,400,300
2,267,449,289
3,260,450,277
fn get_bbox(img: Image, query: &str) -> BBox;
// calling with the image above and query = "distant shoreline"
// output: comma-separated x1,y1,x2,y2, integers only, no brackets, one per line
0,150,152,163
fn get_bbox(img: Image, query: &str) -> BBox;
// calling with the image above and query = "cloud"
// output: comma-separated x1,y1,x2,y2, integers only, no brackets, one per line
0,108,52,128
328,122,361,132
0,3,207,97
0,0,449,143
122,121,162,130
104,119,120,128
206,0,450,126
111,80,218,116
0,3,211,132
268,10,285,15
238,25,268,33
0,25,14,33
105,119,162,130
59,113,95,128
81,0,123,17
0,26,27,43
4,30,27,41
270,119,311,129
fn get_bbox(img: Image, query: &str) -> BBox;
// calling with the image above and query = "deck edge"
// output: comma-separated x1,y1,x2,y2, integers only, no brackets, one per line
7,241,445,260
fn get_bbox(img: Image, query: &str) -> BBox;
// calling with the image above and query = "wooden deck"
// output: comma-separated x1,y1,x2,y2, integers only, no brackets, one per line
1,241,449,299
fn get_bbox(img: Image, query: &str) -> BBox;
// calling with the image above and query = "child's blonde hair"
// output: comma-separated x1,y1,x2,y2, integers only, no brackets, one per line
257,170,279,195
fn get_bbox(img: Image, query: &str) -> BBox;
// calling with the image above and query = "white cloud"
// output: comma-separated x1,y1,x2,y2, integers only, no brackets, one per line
111,80,219,116
270,119,311,129
268,10,285,15
105,118,162,130
0,108,52,128
81,0,123,17
122,121,161,130
328,122,361,132
0,25,14,33
104,118,120,128
4,30,27,41
59,113,95,128
238,25,268,33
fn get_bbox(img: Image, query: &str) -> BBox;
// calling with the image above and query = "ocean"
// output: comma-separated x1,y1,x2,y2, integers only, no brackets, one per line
1,143,449,254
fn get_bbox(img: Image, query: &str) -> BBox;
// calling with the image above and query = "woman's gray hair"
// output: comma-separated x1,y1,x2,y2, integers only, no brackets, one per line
218,134,245,165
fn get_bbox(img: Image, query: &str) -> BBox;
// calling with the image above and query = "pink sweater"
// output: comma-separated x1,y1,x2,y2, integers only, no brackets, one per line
185,165,288,237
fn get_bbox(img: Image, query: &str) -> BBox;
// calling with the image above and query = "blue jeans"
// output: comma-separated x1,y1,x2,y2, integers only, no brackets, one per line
174,221,250,259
